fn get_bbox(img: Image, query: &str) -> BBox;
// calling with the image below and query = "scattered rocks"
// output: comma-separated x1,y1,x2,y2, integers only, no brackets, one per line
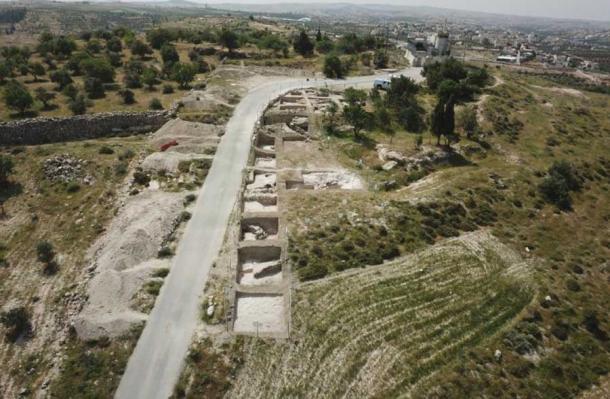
207,304,215,317
43,154,87,183
290,116,309,131
494,349,502,361
377,144,460,172
245,225,268,240
489,173,507,190
377,145,406,164
382,161,398,171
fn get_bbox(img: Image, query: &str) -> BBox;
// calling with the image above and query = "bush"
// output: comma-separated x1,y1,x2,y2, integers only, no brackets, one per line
158,246,173,258
152,268,170,278
539,161,581,210
0,306,31,342
149,98,163,110
184,193,196,205
299,261,328,281
114,161,128,176
66,182,80,193
118,89,135,105
84,77,105,99
68,94,88,115
323,54,345,79
36,241,54,264
0,155,15,187
98,146,114,155
179,211,192,222
118,148,135,161
133,170,150,186
162,84,174,94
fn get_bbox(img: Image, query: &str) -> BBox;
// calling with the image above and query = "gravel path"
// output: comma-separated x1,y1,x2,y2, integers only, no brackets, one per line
115,68,424,399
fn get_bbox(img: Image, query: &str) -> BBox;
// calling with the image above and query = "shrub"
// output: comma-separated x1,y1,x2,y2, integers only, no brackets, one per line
323,54,345,79
179,211,192,222
539,161,581,210
158,246,173,258
118,148,135,161
0,306,31,342
0,155,15,187
149,98,163,110
133,170,150,186
114,162,128,176
66,182,80,193
184,193,196,205
299,261,328,281
145,280,163,296
3,79,33,115
36,241,54,264
152,268,170,278
162,84,174,94
84,77,105,98
118,89,135,105
68,94,88,115
98,146,114,155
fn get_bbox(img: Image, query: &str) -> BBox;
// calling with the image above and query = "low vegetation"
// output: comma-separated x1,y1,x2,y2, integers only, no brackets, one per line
50,326,143,398
231,234,533,398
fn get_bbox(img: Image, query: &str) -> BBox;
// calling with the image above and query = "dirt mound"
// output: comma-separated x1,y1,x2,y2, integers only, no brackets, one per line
75,190,184,339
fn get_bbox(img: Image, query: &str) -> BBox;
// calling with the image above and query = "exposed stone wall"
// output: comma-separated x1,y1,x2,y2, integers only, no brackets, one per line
0,110,175,146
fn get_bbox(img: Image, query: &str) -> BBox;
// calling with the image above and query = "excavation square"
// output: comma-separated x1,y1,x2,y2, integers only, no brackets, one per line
243,195,278,212
241,217,279,241
233,293,287,335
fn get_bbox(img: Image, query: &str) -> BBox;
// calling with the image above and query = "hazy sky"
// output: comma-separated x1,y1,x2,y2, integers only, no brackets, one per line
205,0,610,21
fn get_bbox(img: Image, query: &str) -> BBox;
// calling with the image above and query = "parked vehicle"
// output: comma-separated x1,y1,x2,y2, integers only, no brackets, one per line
374,78,391,90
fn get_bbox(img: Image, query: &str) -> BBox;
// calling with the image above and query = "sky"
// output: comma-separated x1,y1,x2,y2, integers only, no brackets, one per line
203,0,610,21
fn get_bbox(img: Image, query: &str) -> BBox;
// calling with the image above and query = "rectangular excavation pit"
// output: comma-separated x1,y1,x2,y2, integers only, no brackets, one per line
241,216,279,241
237,245,283,286
279,104,307,111
243,195,277,212
246,172,276,195
254,157,276,168
255,133,276,147
233,293,286,335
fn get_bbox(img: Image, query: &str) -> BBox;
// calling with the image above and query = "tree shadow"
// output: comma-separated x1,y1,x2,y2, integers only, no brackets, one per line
0,182,23,218
41,104,59,111
9,111,38,119
354,133,377,149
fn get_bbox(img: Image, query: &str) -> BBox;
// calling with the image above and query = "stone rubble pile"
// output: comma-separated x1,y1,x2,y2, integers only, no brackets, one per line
42,154,87,183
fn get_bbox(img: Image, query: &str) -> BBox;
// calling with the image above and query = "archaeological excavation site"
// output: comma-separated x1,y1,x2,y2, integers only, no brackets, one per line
2,6,608,397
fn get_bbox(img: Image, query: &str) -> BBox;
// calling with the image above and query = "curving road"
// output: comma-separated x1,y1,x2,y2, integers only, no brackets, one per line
115,67,423,399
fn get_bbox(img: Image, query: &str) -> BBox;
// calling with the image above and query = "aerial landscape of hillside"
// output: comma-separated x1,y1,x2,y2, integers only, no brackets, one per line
0,1,608,398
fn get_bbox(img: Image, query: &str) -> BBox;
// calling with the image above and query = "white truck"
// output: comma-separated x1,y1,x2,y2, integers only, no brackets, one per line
373,78,391,90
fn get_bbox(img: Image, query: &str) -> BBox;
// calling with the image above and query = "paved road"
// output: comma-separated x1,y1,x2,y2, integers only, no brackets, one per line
114,67,423,399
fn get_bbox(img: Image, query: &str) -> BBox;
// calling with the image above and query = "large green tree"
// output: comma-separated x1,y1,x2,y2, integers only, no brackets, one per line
160,44,179,66
218,29,239,53
80,58,115,83
171,63,197,89
293,31,314,57
344,103,372,139
3,80,33,115
323,54,345,78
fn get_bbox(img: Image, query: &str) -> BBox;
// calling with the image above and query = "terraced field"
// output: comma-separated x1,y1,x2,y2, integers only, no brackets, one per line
229,231,534,398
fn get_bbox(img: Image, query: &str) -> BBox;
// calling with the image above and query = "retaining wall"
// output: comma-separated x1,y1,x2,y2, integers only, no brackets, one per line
0,110,175,146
